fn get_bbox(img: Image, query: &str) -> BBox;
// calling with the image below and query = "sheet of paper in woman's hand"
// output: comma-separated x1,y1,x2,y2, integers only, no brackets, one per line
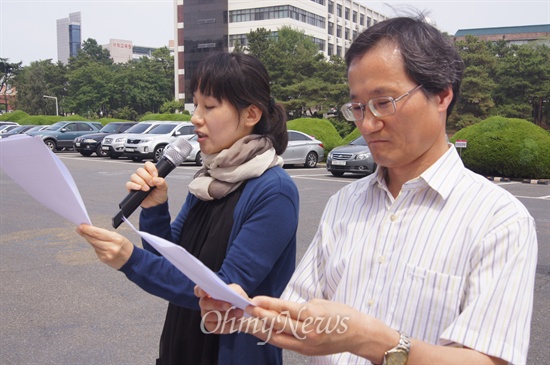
123,217,253,312
0,134,91,225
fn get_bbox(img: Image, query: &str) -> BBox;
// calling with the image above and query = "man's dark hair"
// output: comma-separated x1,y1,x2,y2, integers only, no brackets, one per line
345,16,464,117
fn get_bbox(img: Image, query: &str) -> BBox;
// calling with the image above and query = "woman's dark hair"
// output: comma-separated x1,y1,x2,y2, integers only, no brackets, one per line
190,52,288,155
345,16,464,118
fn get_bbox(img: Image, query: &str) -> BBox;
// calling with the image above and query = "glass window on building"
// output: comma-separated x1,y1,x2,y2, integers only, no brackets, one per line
328,44,334,56
345,7,350,20
328,21,334,34
328,1,334,13
337,4,342,17
345,28,350,40
360,14,365,26
337,45,342,57
353,10,357,23
337,25,342,38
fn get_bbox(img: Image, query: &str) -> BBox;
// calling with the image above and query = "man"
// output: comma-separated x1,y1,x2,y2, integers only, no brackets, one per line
197,16,537,365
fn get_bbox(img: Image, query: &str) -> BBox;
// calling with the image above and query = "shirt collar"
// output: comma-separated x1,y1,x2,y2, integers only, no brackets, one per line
367,144,464,200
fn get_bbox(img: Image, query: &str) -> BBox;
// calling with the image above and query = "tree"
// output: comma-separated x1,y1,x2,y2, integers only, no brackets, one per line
0,58,21,111
493,43,550,125
453,36,496,129
14,60,64,115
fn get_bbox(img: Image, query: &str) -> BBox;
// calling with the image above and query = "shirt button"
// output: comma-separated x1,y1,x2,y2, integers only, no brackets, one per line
378,256,386,264
368,299,374,306
390,214,398,222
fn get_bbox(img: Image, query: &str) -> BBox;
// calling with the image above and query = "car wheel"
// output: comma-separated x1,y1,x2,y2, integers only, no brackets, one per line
44,139,57,151
331,171,345,177
109,154,119,159
153,145,166,163
131,156,143,162
79,151,93,157
96,144,108,157
195,151,202,166
304,151,318,168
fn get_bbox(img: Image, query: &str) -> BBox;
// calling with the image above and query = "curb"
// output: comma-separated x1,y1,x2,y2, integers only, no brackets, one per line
487,177,510,182
522,179,549,185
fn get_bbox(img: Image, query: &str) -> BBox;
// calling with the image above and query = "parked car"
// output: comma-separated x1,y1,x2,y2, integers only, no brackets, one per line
123,122,195,162
73,121,137,157
0,125,37,139
0,124,20,134
27,121,103,151
101,121,162,159
281,130,324,168
0,121,19,129
184,134,202,166
326,135,376,177
24,125,50,134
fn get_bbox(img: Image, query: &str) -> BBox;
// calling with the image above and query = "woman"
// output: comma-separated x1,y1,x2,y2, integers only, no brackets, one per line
77,52,299,365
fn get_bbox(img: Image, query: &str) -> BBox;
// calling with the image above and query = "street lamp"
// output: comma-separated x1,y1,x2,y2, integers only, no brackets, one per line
43,95,58,116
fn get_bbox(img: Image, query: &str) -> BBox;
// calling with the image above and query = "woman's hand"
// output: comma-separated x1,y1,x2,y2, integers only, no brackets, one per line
76,224,134,270
126,161,169,208
194,284,249,334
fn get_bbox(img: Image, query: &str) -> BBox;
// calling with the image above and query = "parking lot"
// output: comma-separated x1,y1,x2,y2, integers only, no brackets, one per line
1,151,549,364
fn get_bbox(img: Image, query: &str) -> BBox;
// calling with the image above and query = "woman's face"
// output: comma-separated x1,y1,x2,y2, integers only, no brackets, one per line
191,90,253,155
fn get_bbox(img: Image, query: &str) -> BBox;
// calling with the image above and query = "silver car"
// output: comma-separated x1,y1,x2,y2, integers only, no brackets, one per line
281,130,324,168
326,135,376,177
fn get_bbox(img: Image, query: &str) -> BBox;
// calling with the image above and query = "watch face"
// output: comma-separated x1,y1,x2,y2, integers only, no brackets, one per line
386,350,408,365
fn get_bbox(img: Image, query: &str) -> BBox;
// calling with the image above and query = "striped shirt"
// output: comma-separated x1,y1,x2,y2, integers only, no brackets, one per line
282,145,537,365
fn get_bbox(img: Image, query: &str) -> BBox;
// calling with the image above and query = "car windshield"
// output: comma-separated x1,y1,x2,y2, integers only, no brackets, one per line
125,123,152,134
146,124,178,134
45,122,66,131
350,135,367,146
7,126,27,133
26,126,46,133
99,124,121,133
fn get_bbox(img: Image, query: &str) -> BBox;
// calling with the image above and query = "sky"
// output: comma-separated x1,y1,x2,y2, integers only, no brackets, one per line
1,0,549,66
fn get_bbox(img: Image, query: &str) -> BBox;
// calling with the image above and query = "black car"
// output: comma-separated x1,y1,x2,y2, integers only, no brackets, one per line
326,135,377,177
73,122,137,157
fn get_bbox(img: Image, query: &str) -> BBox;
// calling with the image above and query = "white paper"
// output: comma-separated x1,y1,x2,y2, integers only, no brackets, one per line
0,134,92,225
123,218,253,311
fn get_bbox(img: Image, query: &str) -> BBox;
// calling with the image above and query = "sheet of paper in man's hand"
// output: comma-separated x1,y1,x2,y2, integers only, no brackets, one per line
0,134,91,225
123,217,253,312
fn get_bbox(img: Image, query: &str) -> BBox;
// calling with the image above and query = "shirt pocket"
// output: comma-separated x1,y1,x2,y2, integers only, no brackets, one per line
389,263,464,344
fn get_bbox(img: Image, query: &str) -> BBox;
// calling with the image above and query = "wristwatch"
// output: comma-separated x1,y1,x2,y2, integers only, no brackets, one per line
382,331,411,365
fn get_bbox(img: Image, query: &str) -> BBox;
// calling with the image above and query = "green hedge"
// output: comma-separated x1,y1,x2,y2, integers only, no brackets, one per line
450,116,550,179
0,111,30,123
287,118,343,159
17,115,63,125
140,113,192,122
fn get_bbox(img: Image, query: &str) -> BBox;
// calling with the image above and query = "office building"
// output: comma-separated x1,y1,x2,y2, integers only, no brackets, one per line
57,12,82,64
173,0,387,104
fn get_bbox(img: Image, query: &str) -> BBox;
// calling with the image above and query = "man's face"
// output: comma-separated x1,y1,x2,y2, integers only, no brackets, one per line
347,41,450,176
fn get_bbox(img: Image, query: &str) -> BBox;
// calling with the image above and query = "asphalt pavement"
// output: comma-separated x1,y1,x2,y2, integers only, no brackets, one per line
0,152,548,364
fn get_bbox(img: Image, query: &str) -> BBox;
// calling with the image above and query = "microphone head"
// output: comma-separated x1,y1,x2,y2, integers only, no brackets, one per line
163,137,193,166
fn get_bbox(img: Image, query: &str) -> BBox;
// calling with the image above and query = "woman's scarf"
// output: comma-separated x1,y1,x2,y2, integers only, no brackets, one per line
188,134,283,201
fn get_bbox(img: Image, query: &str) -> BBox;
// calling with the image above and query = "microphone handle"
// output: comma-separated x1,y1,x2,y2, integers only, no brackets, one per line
112,157,175,228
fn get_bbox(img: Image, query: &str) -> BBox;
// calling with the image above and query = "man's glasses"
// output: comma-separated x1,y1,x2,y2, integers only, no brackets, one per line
340,85,423,121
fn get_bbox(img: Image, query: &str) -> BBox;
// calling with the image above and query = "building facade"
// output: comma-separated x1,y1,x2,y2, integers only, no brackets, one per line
173,0,387,105
453,24,550,46
57,12,82,65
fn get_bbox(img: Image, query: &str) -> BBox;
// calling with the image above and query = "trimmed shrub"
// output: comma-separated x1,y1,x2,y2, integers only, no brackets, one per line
17,115,62,125
60,114,90,121
97,118,133,126
450,116,550,179
287,118,343,159
342,128,362,145
140,113,191,122
0,110,30,122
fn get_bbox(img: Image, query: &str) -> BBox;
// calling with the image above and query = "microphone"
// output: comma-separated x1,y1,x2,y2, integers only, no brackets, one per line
112,137,193,228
